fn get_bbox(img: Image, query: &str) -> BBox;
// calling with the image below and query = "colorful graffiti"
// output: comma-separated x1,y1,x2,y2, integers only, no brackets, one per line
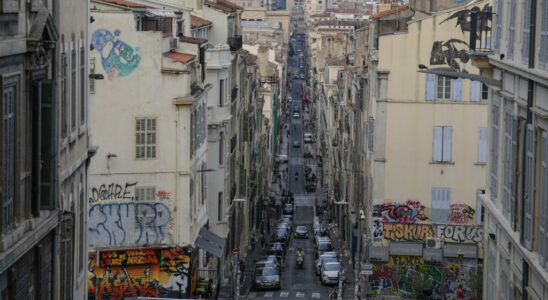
375,202,428,224
369,256,477,299
382,223,434,241
88,202,173,246
449,204,476,225
88,247,191,300
436,225,483,243
372,219,384,240
91,29,141,80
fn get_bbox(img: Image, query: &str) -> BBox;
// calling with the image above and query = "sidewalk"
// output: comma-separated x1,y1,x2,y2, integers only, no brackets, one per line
328,223,356,300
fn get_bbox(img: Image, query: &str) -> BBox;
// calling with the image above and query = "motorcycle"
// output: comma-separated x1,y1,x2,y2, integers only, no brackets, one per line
295,173,299,181
296,254,304,269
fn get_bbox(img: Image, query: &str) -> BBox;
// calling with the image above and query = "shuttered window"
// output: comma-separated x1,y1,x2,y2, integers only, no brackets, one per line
510,116,518,229
503,111,512,219
452,78,462,101
135,186,156,201
490,100,500,202
436,76,451,100
425,73,435,101
80,46,86,126
478,127,488,163
135,118,157,159
471,80,481,102
2,80,16,232
495,0,503,52
431,188,451,223
71,48,77,133
501,259,509,300
523,124,534,250
433,126,452,162
522,0,531,65
60,214,74,300
539,131,548,270
508,0,516,59
367,117,374,152
61,52,68,139
540,0,548,70
488,241,496,300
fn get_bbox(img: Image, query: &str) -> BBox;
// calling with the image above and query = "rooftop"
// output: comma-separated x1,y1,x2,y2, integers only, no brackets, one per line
191,15,212,28
373,4,410,20
164,51,196,63
103,0,148,8
205,0,242,13
325,56,346,67
179,35,208,45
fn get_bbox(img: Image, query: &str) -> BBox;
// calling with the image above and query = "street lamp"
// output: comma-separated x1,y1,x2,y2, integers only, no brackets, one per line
232,198,246,300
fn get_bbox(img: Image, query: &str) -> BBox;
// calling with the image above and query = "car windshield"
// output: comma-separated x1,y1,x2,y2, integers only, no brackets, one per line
258,267,278,276
324,263,340,271
318,243,333,251
297,226,307,232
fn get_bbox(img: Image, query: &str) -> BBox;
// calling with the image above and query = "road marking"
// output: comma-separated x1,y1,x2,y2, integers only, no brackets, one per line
249,292,257,298
296,292,305,297
280,291,289,297
264,291,273,297
312,292,321,298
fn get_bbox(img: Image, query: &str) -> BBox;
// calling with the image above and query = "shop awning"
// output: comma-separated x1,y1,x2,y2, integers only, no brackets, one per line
194,227,225,258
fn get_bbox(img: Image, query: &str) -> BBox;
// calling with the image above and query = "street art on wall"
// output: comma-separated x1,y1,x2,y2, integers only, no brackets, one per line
88,247,191,300
382,223,434,241
374,202,429,224
429,39,470,71
369,256,478,299
372,219,384,240
91,29,141,80
88,182,138,203
436,224,483,243
380,223,483,243
440,3,492,32
449,204,476,225
88,202,173,246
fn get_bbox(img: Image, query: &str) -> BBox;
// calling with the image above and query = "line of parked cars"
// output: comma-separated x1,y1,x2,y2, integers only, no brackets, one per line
313,217,341,285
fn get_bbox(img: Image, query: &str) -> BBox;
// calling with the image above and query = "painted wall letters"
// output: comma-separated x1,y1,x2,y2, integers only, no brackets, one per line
436,224,483,243
382,223,434,241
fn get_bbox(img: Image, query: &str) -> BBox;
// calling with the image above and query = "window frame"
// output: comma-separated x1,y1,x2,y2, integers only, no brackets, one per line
436,75,451,100
1,75,18,233
79,44,86,132
70,45,77,138
135,117,157,160
61,48,68,146
433,126,453,163
218,192,223,221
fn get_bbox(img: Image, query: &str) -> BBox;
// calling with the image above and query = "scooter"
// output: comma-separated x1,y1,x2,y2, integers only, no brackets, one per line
296,255,304,269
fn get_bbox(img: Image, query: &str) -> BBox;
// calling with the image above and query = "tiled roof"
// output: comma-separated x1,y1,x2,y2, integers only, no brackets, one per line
246,53,257,64
179,35,208,44
103,0,148,8
164,52,196,63
326,8,366,14
205,0,242,13
238,48,249,56
325,56,346,67
191,15,212,28
373,4,409,20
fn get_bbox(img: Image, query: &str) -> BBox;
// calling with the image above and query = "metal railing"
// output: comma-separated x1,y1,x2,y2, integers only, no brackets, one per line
469,11,494,52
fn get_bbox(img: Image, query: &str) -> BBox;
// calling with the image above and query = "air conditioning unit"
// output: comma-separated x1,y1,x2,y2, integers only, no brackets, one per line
170,38,179,50
425,237,441,249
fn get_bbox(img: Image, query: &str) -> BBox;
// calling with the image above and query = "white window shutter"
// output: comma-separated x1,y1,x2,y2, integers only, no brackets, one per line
433,126,443,161
426,73,435,101
452,78,462,101
471,80,481,102
511,116,518,229
524,124,535,250
503,111,512,218
540,131,548,268
443,126,452,162
490,100,500,202
478,127,488,163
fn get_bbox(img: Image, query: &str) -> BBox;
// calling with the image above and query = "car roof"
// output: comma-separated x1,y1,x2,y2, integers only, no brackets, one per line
324,261,340,266
296,225,308,229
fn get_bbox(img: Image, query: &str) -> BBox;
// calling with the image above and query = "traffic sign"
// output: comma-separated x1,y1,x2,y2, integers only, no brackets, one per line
361,263,373,270
360,270,373,276
232,248,238,256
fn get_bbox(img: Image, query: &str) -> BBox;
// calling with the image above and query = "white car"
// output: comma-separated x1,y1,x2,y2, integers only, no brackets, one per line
293,112,300,119
304,133,313,143
276,154,288,163
321,262,340,285
315,253,338,275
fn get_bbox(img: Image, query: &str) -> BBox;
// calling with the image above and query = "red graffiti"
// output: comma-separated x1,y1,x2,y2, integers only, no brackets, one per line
405,200,421,208
449,204,475,225
156,190,171,201
381,204,428,224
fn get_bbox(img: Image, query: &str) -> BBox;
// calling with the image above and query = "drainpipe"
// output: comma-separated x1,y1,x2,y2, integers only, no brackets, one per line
52,0,60,299
520,1,536,299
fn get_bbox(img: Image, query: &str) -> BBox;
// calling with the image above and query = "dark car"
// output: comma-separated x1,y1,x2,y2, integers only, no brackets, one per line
293,141,301,148
253,267,281,290
275,229,289,244
294,225,309,238
266,242,286,259
283,203,294,215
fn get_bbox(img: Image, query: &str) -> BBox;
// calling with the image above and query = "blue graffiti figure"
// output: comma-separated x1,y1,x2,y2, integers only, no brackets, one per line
91,29,141,80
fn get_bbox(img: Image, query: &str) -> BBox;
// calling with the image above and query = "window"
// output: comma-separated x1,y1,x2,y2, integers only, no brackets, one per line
500,259,509,300
431,188,450,223
78,182,85,272
433,126,452,162
540,0,548,70
201,164,207,205
490,99,500,202
523,124,534,250
508,0,516,59
367,117,374,152
481,83,489,100
488,241,496,300
177,21,184,35
470,80,481,102
219,132,224,165
478,127,487,163
494,0,503,52
135,186,156,201
190,178,194,218
521,0,531,65
2,79,16,232
503,111,517,225
219,79,225,106
218,192,223,221
436,76,451,100
59,214,74,300
80,46,86,127
540,131,548,270
71,48,77,134
135,118,157,159
61,52,68,139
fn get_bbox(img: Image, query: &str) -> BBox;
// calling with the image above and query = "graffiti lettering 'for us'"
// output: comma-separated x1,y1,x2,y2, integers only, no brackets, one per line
382,223,434,241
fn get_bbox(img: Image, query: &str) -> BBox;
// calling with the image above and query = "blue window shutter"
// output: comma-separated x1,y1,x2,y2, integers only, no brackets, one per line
452,78,462,101
511,115,518,229
443,126,452,162
471,80,481,102
524,124,535,250
426,73,435,101
540,131,548,268
478,127,487,163
433,126,443,161
490,100,500,202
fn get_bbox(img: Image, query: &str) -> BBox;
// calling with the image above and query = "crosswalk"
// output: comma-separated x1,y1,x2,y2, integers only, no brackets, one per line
248,291,322,299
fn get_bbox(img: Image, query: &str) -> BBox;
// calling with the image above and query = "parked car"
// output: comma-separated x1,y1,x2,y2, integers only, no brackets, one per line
316,240,334,258
321,262,340,285
253,267,281,290
314,235,330,246
266,242,286,259
283,203,294,215
316,255,338,275
293,112,300,119
294,225,309,239
276,154,288,163
255,260,279,273
304,133,314,143
300,74,305,79
259,256,281,271
275,229,289,245
293,141,301,148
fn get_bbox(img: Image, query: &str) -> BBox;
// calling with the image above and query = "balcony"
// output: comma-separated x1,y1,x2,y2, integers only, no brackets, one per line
469,11,493,53
228,35,242,52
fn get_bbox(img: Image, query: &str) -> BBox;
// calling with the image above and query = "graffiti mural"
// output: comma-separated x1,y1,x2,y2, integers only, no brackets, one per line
372,219,384,240
91,29,141,80
88,202,173,246
440,4,492,32
449,204,476,225
88,247,191,300
89,182,138,203
369,256,478,299
436,225,483,243
429,39,470,71
375,202,428,224
382,223,434,241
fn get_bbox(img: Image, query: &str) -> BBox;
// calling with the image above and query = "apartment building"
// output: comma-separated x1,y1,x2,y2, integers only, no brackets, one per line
475,0,548,299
